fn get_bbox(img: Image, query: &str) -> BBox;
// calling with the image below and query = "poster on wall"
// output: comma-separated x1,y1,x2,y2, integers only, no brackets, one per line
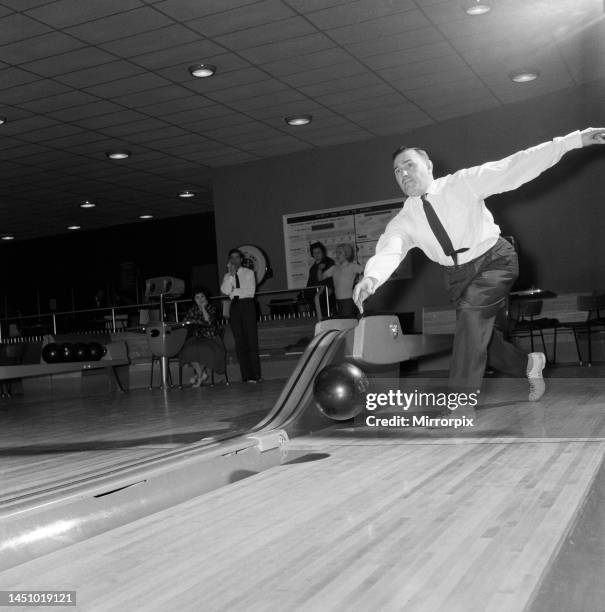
283,199,412,290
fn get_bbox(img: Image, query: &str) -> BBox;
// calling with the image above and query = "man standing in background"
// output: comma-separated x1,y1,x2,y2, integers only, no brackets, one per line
221,248,262,383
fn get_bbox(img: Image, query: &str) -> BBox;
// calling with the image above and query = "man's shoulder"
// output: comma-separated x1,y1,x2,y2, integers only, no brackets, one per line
386,200,414,225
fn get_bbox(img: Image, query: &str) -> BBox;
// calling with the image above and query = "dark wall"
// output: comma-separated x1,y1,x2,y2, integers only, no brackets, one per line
0,212,216,316
213,79,605,327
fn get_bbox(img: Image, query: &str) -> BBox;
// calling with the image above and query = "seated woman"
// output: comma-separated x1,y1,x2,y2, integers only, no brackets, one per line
179,288,226,387
319,243,363,318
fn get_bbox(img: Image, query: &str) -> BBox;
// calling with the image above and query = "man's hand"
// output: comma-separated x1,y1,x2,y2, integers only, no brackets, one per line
227,262,236,276
353,277,376,314
581,127,605,147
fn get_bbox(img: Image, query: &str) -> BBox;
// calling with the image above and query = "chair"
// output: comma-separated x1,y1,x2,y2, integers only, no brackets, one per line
557,294,605,366
149,354,180,388
509,300,559,363
147,322,188,389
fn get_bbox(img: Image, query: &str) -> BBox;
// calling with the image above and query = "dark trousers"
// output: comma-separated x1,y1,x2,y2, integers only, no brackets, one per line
230,298,261,381
444,237,527,393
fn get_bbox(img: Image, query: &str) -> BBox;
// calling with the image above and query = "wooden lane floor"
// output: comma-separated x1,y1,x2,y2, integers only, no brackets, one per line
0,377,604,611
1,381,285,501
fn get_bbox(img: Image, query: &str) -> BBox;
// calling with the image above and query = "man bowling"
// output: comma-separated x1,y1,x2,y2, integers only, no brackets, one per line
353,128,605,417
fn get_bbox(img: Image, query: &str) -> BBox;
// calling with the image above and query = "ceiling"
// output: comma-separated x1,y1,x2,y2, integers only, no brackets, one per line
0,0,602,241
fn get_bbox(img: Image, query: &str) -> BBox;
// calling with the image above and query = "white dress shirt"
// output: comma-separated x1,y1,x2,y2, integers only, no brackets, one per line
364,131,583,291
221,266,256,300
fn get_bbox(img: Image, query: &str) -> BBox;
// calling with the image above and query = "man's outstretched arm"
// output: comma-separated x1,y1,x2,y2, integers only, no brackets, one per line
460,127,605,200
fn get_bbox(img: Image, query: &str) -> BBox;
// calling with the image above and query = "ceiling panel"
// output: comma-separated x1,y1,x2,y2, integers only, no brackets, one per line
20,91,100,114
327,10,432,46
20,47,118,77
205,78,289,103
281,59,366,87
47,100,125,122
110,83,192,108
153,0,261,21
54,60,147,89
0,67,43,89
0,79,72,106
304,0,416,30
73,110,149,129
83,72,172,98
16,123,84,143
260,47,353,77
64,7,174,45
0,13,52,44
188,0,295,37
0,32,86,65
0,0,598,241
100,24,200,57
214,16,316,50
136,94,206,115
239,33,336,64
227,88,308,112
26,0,144,29
344,26,445,58
362,41,456,71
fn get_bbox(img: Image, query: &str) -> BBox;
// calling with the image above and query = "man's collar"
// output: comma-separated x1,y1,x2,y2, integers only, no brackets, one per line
425,179,439,195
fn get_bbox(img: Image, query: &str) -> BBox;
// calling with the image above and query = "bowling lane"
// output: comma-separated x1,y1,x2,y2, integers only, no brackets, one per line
1,430,603,611
0,381,285,501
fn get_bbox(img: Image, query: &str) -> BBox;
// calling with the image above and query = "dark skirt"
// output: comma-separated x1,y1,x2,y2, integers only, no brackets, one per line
335,298,358,317
179,336,225,374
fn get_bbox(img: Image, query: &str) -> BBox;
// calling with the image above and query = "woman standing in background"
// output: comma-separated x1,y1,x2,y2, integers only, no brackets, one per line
319,243,363,317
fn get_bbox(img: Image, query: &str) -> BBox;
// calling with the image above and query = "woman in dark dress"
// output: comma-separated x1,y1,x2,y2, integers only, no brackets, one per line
305,241,335,316
179,288,225,387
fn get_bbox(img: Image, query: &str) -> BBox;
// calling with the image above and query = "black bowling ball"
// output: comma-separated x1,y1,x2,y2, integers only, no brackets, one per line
88,342,105,361
41,343,61,364
60,342,75,362
313,362,370,421
73,342,90,361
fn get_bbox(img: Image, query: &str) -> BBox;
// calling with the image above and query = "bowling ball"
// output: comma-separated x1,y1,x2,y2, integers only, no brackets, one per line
88,342,105,361
60,342,75,362
41,343,61,363
313,362,370,421
73,342,90,361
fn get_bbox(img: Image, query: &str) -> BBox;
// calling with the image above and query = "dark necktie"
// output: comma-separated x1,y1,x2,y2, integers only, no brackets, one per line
421,194,469,266
233,270,240,302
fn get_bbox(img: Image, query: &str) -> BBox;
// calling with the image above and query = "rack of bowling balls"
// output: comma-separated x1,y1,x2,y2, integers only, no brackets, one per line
41,342,106,364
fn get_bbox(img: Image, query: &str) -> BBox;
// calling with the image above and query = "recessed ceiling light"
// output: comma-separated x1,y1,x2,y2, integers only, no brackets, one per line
105,150,131,160
67,225,81,230
178,190,196,198
465,3,491,15
139,214,154,220
0,116,6,125
285,114,312,126
79,200,96,208
510,70,540,83
188,64,217,78
1,234,14,240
